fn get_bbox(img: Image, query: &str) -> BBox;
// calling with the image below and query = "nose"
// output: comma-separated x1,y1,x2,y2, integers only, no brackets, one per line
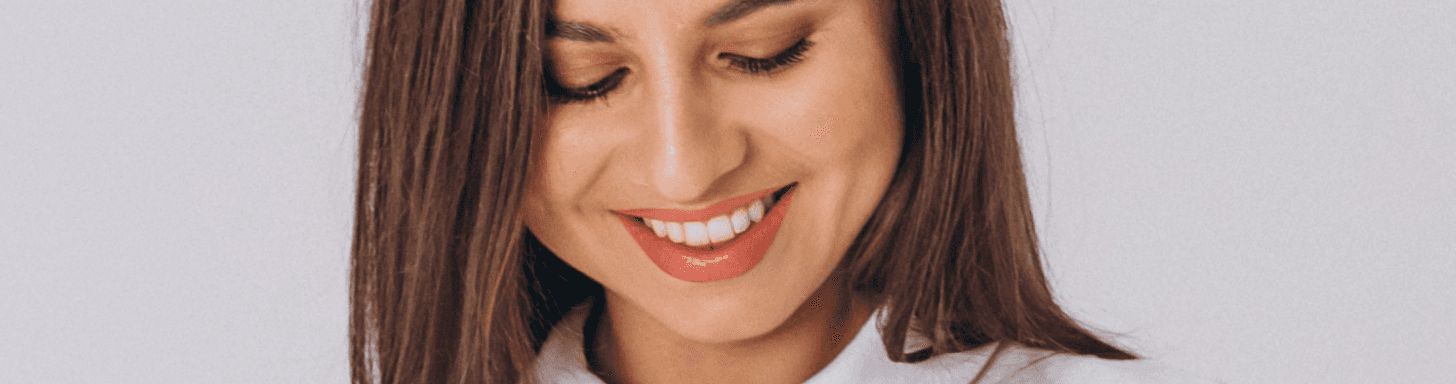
633,67,746,202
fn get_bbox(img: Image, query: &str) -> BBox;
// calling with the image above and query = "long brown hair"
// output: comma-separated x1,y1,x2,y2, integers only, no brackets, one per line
351,0,1131,383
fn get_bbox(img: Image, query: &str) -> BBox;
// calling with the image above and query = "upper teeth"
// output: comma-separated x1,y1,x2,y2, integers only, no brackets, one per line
644,194,776,247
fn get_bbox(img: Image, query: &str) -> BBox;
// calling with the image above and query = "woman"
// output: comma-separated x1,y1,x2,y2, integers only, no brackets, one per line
351,0,1195,383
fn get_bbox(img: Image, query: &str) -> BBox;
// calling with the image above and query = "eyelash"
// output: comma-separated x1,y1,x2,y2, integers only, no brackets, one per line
722,38,814,76
547,67,629,104
547,38,814,105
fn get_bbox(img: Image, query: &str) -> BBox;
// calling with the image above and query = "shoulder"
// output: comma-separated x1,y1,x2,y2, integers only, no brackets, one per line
802,309,1218,384
984,345,1219,384
812,340,1216,384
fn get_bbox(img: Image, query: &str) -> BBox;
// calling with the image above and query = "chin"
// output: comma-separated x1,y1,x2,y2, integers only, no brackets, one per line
635,279,820,345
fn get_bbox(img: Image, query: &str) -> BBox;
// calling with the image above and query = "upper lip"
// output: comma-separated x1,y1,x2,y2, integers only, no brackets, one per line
615,184,790,222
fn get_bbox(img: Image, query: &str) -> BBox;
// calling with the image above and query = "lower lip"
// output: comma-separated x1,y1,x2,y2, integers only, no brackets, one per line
618,188,795,283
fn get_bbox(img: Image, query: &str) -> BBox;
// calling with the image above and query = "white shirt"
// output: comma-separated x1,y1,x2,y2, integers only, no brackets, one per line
529,305,1216,383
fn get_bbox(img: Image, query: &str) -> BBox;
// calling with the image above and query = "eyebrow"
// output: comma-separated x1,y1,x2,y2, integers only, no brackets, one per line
546,21,612,43
546,0,799,42
706,0,798,26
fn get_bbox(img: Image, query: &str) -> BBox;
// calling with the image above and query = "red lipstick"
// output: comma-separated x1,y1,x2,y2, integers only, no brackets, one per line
617,186,795,282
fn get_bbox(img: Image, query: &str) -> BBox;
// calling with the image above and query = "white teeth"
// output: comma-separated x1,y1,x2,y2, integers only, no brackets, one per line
665,221,685,243
730,208,750,234
638,195,779,247
707,215,733,243
683,222,710,246
748,199,765,222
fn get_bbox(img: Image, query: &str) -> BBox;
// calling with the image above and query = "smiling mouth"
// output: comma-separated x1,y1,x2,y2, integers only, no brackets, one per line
616,183,798,282
622,184,794,251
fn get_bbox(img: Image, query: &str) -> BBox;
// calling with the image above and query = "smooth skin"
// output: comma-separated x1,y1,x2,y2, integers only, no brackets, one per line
521,0,903,382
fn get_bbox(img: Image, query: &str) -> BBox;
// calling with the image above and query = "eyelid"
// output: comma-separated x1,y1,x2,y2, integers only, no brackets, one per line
550,63,617,88
548,67,629,104
546,47,624,82
718,38,813,76
545,34,814,104
544,45,630,104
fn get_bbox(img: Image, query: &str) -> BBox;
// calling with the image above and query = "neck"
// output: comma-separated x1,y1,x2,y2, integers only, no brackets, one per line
587,277,874,384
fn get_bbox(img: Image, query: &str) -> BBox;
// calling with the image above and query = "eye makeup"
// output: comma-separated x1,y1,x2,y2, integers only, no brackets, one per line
545,37,817,104
547,67,630,104
720,38,813,76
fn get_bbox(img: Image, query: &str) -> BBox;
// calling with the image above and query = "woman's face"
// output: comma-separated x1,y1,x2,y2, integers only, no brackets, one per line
523,0,902,343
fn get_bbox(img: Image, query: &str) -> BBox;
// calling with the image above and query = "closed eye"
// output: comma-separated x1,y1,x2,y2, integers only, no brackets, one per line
547,67,630,104
719,38,813,76
545,38,814,104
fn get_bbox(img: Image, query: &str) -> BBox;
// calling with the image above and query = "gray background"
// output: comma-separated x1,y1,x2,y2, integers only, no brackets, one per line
2,0,1451,383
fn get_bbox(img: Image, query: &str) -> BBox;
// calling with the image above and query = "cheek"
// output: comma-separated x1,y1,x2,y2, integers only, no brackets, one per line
524,112,628,217
521,148,566,253
746,56,902,169
521,131,618,285
529,122,592,198
521,120,599,254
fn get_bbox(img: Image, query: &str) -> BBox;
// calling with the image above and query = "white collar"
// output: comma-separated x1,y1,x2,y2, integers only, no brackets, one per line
526,304,1068,384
